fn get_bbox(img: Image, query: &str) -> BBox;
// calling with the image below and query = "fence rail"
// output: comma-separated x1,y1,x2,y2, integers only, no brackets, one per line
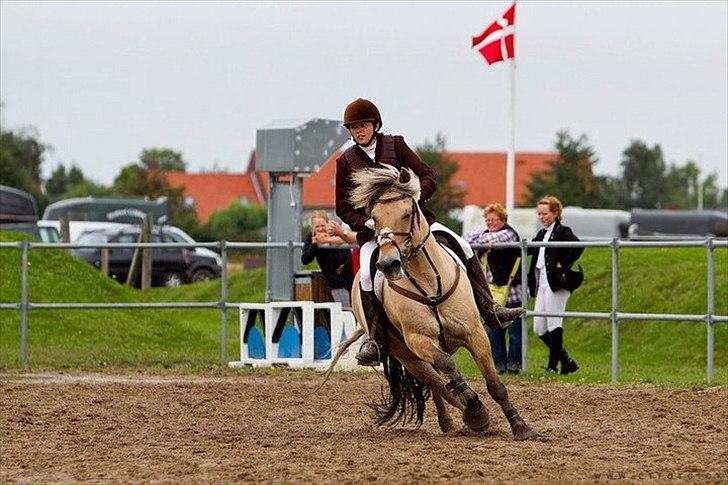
0,237,726,383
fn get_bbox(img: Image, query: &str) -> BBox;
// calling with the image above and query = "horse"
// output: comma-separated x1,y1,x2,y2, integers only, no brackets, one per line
327,165,539,440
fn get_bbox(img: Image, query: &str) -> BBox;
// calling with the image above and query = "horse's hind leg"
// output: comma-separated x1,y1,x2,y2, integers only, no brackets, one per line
399,358,459,434
467,331,540,441
404,334,489,432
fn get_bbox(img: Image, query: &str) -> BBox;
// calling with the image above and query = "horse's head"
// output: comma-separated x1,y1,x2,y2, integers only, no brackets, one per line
349,166,428,280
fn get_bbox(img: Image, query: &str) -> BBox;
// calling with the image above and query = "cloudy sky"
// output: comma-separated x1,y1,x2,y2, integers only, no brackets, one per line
1,1,726,188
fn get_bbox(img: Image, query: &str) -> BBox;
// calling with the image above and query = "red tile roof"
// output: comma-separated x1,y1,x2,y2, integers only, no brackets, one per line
446,152,556,206
164,170,268,222
163,150,555,222
302,151,556,209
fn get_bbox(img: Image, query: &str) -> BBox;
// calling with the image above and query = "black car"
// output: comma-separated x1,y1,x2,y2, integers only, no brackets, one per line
73,227,222,287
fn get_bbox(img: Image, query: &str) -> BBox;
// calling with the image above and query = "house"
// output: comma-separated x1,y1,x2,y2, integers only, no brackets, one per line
301,151,556,210
164,150,556,222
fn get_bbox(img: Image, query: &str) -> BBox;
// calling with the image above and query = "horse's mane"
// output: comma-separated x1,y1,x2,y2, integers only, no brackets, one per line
348,165,421,212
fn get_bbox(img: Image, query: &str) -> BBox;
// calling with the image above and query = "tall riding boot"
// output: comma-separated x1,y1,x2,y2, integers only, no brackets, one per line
355,290,386,367
549,327,570,374
464,255,525,330
538,331,558,373
555,329,579,375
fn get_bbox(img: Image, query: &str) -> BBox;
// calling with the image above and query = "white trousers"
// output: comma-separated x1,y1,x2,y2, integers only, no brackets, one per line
358,222,473,292
532,270,571,336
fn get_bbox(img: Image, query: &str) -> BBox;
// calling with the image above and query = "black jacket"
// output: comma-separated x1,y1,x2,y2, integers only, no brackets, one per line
477,224,522,287
301,233,354,290
527,222,583,297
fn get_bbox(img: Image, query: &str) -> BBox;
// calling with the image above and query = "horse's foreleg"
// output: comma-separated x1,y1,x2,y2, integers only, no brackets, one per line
404,333,489,432
467,330,540,441
398,358,460,434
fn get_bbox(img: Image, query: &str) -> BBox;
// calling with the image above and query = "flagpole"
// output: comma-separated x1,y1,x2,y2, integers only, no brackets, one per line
506,55,515,214
505,19,516,215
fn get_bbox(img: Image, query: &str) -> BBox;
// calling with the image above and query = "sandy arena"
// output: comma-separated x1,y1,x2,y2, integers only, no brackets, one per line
1,371,727,483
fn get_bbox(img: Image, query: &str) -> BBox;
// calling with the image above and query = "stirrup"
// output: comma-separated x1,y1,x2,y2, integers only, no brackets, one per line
355,340,381,367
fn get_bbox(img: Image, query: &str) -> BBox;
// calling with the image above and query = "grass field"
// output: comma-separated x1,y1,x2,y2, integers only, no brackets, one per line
1,232,726,384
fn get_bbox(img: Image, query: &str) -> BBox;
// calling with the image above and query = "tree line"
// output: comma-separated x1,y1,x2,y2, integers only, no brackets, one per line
1,119,725,242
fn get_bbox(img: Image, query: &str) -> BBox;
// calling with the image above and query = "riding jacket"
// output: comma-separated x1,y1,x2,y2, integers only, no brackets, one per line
527,221,584,297
335,133,437,247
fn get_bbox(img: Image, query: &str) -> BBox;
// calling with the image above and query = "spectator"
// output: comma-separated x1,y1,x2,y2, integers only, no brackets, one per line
465,203,523,374
301,211,354,308
527,195,584,375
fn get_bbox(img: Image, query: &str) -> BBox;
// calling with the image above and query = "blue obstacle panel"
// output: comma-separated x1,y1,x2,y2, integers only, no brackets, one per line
314,327,331,359
278,325,302,358
247,327,266,359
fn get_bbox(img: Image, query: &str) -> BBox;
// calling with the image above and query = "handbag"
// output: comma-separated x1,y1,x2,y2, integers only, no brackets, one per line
484,256,521,306
557,264,584,292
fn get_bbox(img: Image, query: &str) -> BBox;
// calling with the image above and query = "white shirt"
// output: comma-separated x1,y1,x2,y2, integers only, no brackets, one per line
362,139,377,161
536,222,556,284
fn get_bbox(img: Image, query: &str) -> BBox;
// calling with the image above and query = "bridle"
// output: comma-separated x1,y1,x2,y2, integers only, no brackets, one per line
373,192,431,262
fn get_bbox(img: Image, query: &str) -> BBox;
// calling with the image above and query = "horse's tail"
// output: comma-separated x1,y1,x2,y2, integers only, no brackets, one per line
368,354,431,428
312,327,365,394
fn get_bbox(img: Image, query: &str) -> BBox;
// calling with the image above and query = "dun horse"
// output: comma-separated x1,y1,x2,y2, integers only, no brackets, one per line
328,165,539,440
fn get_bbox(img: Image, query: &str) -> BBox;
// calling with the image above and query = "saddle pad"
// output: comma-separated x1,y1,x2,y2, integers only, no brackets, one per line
373,242,465,302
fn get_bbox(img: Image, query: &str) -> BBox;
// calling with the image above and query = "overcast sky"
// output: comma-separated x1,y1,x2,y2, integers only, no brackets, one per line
1,1,726,188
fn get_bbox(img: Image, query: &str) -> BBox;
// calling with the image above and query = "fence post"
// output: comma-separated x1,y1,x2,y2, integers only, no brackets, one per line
219,240,228,364
288,240,295,300
520,239,529,372
611,238,620,383
20,240,29,368
706,237,715,384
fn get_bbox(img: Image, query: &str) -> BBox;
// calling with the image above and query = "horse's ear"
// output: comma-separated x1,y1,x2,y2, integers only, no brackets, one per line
399,169,411,184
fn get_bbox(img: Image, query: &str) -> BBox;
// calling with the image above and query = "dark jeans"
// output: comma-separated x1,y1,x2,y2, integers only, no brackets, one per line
485,301,523,372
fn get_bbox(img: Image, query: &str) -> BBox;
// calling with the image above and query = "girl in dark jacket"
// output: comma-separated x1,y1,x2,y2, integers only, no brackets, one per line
301,211,354,308
527,196,583,375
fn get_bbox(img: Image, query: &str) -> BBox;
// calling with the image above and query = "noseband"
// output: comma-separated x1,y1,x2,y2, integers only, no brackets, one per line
373,192,431,261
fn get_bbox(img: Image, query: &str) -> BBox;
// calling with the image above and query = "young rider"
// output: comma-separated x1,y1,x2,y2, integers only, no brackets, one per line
335,98,525,366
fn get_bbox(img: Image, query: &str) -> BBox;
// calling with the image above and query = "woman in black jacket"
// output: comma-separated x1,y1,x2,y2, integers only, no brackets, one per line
527,196,584,375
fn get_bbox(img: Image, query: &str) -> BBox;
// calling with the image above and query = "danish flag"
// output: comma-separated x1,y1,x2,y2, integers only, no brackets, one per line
471,2,516,65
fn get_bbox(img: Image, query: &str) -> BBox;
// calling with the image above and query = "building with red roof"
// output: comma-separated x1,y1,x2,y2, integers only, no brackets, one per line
163,150,556,222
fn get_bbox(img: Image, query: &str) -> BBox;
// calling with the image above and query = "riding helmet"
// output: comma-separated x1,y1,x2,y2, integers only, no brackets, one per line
343,98,382,129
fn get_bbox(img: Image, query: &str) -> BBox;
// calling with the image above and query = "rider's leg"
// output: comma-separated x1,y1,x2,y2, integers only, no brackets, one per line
355,240,386,366
431,222,524,329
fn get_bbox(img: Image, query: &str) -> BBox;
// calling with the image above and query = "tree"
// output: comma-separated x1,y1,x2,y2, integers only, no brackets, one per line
0,126,49,203
113,163,186,214
45,163,88,200
416,133,465,231
139,148,186,172
205,200,267,241
619,140,667,209
525,131,609,208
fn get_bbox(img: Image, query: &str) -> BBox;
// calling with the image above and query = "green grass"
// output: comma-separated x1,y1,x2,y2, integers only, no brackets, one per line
454,246,728,385
1,231,726,384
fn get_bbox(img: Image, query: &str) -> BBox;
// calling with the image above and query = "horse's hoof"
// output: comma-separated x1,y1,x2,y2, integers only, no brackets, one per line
438,418,456,434
462,401,490,432
513,423,541,441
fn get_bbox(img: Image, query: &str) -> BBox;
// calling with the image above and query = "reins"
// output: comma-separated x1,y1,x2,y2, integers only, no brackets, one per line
373,192,462,352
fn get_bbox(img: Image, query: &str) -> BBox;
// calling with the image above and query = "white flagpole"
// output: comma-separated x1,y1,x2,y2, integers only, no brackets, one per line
505,22,516,214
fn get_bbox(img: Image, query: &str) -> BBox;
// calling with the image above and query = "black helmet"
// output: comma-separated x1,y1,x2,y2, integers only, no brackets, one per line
343,98,382,129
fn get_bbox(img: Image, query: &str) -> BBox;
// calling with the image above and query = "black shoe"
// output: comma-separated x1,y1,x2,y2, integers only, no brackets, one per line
507,363,521,374
560,357,579,375
543,366,558,374
355,339,381,367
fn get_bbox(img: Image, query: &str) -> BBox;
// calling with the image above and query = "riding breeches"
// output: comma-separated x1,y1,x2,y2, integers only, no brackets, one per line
532,270,571,335
358,222,474,292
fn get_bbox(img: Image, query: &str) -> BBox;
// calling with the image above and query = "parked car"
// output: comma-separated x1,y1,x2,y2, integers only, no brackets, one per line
73,227,222,287
0,185,41,240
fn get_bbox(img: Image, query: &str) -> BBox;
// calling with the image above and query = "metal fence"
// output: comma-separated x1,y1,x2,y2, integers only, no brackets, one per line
0,238,726,383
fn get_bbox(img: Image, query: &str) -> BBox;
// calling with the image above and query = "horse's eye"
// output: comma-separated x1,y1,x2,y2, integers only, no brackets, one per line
402,212,411,220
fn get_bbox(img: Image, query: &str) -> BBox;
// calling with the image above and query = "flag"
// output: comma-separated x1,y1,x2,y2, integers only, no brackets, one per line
471,2,516,65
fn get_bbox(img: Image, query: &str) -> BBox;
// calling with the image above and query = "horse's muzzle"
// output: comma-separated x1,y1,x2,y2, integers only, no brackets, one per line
376,257,404,280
